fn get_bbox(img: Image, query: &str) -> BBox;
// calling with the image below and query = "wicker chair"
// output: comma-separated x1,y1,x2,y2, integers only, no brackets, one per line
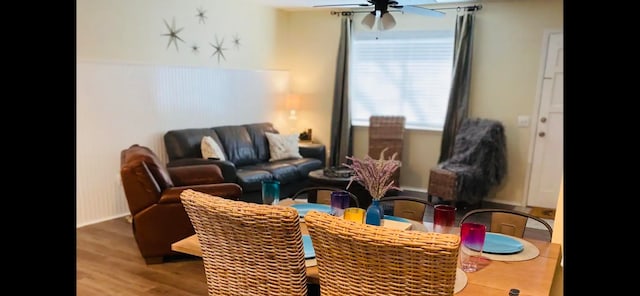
459,208,553,241
304,210,460,296
427,118,507,207
180,189,308,296
369,116,405,188
378,195,433,221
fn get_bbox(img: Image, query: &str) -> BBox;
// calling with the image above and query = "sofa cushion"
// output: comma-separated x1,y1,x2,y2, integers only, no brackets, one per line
201,136,226,160
235,169,273,192
164,128,220,160
282,158,323,178
244,162,301,185
214,125,258,166
244,123,278,162
265,132,303,162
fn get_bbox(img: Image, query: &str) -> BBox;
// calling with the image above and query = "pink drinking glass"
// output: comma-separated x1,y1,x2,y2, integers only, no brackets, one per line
460,222,491,272
433,205,456,234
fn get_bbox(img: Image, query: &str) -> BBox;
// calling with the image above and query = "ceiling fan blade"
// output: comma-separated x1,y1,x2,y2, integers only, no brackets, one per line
400,5,445,17
393,0,437,5
313,3,372,7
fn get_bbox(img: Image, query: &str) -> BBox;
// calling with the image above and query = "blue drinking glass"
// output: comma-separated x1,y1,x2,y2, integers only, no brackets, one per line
261,180,280,205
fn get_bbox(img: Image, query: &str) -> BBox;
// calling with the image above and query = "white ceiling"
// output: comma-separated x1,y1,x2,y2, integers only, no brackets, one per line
259,0,476,9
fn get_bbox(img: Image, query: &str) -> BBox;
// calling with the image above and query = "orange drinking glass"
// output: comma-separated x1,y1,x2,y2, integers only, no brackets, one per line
343,207,366,224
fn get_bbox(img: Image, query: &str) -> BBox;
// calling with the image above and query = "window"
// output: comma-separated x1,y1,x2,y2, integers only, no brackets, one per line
350,30,454,130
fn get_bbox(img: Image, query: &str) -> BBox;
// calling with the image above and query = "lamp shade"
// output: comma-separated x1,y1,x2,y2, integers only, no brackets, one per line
361,12,376,29
286,94,300,120
285,94,300,110
380,12,396,30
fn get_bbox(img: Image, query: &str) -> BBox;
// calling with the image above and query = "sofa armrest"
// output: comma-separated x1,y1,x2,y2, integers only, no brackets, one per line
160,183,243,204
299,143,326,167
168,164,224,186
207,160,237,183
168,159,238,184
190,183,243,200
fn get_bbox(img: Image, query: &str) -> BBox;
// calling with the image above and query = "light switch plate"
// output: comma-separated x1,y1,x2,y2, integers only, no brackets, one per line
517,115,530,127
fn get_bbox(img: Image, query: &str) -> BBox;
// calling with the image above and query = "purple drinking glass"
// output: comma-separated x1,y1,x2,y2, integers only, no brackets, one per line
330,191,351,217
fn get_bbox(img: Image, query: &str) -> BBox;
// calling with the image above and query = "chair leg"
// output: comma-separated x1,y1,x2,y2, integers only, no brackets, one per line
144,256,164,264
455,200,482,212
307,283,321,296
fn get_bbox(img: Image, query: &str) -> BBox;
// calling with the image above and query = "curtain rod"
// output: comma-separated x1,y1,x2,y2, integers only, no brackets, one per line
330,4,482,16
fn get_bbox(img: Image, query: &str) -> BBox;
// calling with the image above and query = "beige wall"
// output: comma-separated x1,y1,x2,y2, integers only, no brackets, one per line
282,0,563,204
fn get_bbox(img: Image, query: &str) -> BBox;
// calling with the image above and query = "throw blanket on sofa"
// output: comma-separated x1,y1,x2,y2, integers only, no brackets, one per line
439,118,507,204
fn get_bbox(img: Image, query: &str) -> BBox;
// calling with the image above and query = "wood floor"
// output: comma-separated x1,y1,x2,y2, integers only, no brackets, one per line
76,217,208,295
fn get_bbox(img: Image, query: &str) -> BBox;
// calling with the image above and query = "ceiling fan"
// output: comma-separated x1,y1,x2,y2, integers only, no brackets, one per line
314,0,444,30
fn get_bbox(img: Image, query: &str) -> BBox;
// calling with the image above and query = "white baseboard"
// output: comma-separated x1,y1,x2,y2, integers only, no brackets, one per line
76,212,130,228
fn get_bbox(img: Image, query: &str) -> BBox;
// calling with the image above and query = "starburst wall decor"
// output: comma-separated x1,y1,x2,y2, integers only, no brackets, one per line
233,34,241,50
161,18,184,52
160,8,242,64
210,36,227,64
196,7,207,24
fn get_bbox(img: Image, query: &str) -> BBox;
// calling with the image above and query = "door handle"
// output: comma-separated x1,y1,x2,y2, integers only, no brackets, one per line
539,131,546,137
540,117,547,123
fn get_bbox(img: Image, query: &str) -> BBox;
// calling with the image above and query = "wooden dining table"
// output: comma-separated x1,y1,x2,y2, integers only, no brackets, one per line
171,199,562,295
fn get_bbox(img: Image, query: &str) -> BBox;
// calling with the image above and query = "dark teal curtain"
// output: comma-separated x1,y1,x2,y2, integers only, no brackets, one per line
438,10,476,163
329,16,353,168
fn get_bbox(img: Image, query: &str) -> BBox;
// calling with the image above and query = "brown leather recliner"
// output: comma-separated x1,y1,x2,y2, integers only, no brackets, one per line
120,144,243,264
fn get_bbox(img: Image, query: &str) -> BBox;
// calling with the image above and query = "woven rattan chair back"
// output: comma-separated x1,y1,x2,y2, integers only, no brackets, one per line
378,195,433,221
459,208,553,241
180,189,308,296
304,210,460,296
427,167,458,203
369,116,405,187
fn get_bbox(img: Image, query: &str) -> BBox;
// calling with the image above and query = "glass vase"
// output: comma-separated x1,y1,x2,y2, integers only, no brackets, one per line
365,198,384,226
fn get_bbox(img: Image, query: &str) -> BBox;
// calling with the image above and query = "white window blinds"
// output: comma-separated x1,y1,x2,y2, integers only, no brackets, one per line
350,30,454,130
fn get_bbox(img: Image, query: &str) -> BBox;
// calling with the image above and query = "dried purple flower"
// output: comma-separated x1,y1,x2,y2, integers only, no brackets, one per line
343,147,401,199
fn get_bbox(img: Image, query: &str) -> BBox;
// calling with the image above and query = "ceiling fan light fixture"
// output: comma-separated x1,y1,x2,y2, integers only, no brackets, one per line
380,12,396,30
361,12,376,29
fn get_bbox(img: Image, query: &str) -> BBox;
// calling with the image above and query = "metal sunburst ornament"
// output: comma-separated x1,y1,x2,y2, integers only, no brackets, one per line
161,18,184,52
232,34,241,50
210,36,227,64
196,7,207,24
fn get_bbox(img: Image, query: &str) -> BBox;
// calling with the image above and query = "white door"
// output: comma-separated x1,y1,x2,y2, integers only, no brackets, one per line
526,31,563,209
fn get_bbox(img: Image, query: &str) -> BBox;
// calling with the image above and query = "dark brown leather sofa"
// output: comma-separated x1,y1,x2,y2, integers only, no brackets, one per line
164,122,326,204
120,144,243,264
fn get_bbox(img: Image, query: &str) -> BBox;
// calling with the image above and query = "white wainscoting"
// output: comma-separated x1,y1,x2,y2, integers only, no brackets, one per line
76,60,290,227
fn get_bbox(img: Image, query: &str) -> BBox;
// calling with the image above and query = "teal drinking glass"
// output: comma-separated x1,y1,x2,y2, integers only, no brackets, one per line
261,180,280,205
